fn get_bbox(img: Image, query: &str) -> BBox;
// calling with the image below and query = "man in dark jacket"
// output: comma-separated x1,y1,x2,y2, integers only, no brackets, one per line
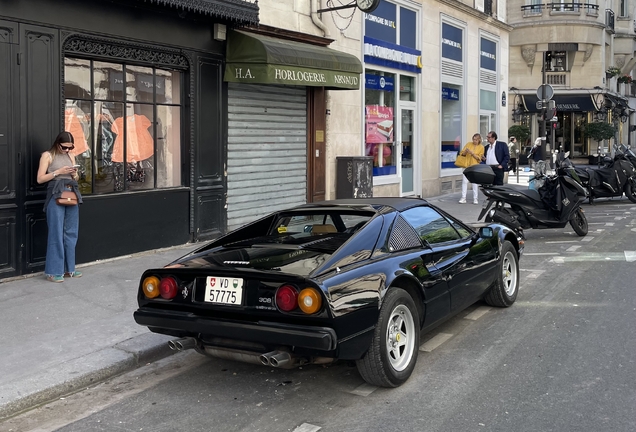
483,131,510,185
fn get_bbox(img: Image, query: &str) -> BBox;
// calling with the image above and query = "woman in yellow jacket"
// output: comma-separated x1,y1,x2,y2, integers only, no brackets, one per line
458,133,485,204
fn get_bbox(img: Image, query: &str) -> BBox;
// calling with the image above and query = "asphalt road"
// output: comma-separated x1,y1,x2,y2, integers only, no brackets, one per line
3,198,636,432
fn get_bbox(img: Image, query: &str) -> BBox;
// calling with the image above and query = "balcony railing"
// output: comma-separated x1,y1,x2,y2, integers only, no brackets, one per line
521,3,600,17
606,9,615,32
546,72,568,86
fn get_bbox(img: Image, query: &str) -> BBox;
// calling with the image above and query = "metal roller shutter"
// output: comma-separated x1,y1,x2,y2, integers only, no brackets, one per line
227,83,307,231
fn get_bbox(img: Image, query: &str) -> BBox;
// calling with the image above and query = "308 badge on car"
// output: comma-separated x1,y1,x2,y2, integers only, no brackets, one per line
204,276,243,305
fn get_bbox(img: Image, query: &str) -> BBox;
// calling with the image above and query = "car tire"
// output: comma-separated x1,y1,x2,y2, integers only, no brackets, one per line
484,241,519,308
624,181,636,203
356,288,420,388
569,207,588,236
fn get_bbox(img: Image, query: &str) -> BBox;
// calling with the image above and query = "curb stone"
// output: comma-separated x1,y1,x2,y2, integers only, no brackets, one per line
0,332,174,420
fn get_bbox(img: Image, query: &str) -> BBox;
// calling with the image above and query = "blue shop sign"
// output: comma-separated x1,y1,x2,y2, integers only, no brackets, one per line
364,36,422,73
442,87,459,100
480,38,497,71
364,1,397,44
442,23,462,62
365,74,395,91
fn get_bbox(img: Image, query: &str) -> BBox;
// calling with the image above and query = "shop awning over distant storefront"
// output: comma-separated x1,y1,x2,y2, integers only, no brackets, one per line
522,94,597,112
224,30,362,90
604,94,630,111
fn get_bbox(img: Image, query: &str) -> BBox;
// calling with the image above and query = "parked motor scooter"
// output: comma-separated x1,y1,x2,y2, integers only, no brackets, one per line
572,144,636,204
464,158,589,236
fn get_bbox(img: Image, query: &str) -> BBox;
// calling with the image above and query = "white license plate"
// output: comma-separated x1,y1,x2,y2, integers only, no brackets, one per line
204,276,243,305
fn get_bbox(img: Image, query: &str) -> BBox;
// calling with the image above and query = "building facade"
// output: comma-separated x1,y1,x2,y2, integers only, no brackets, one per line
0,0,260,278
508,0,636,160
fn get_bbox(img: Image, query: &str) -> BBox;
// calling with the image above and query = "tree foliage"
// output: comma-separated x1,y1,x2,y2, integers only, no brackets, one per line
508,125,531,145
583,122,616,143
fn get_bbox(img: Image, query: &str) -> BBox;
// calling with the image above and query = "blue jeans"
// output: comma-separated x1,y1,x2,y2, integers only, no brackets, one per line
45,199,79,277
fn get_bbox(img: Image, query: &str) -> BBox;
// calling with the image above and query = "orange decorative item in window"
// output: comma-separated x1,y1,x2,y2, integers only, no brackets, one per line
111,114,154,163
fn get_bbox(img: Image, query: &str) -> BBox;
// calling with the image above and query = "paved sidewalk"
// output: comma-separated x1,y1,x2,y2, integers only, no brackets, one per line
0,244,198,420
0,170,536,420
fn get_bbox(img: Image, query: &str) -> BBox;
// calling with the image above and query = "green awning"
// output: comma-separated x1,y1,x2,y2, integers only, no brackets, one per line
224,30,362,90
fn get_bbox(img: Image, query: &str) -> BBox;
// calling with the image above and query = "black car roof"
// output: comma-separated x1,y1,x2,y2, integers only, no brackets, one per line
296,197,430,212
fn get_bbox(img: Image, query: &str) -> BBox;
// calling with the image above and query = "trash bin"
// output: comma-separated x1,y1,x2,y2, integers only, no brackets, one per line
336,156,373,199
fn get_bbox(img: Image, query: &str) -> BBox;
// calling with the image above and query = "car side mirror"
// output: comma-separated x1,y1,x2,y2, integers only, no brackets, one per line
479,227,494,238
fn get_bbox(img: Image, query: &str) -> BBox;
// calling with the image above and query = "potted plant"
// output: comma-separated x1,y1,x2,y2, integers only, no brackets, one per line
606,66,622,79
617,74,633,84
584,121,616,163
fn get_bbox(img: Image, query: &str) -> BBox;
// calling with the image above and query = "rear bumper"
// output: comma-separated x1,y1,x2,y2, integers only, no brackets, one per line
134,308,337,352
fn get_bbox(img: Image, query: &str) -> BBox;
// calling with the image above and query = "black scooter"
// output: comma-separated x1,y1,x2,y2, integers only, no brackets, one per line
464,159,589,236
572,145,636,204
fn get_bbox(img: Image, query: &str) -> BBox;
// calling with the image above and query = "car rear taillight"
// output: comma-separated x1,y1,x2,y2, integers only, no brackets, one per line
298,288,322,314
159,276,179,299
142,276,161,299
276,284,298,312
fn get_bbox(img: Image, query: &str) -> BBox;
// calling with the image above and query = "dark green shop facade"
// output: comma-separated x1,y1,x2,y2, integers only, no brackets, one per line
0,0,259,278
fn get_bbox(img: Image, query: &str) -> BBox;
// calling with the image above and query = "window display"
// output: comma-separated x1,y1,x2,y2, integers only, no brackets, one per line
365,70,396,176
64,57,182,194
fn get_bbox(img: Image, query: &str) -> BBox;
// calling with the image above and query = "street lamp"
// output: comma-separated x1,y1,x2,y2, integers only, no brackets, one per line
510,87,524,123
592,86,607,122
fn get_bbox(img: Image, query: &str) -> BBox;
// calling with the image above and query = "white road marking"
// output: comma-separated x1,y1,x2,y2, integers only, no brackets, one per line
552,252,632,263
566,245,581,252
614,216,624,220
545,240,578,243
464,306,492,321
293,423,322,432
595,229,605,232
605,222,615,226
523,252,560,256
420,332,454,352
521,269,545,279
581,236,594,242
349,383,378,397
587,222,606,225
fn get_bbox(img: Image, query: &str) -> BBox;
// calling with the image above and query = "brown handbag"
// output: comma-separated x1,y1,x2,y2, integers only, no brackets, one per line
56,190,78,206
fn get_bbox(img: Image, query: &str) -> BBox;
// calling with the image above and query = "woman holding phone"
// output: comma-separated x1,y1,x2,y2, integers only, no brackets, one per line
36,131,84,283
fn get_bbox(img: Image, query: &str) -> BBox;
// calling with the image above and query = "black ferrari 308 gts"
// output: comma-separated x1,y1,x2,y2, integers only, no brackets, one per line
134,198,524,387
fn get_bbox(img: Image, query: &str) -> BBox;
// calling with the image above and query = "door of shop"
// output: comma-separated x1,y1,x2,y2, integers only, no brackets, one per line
0,21,60,279
0,20,21,278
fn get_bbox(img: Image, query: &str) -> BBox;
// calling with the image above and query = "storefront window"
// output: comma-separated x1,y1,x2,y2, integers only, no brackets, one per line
441,83,462,169
64,57,182,194
365,70,396,176
400,76,415,101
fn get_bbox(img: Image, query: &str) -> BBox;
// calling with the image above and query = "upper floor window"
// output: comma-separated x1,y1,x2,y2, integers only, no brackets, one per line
64,58,183,195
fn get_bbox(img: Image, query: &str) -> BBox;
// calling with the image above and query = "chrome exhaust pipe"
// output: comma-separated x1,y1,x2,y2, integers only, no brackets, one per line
259,350,278,366
168,337,196,351
269,351,292,368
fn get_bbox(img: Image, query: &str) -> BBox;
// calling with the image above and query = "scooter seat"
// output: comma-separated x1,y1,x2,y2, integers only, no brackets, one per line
511,187,542,202
487,184,543,203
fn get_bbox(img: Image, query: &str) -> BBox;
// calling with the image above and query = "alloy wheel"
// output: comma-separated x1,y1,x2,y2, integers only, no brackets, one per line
385,304,416,372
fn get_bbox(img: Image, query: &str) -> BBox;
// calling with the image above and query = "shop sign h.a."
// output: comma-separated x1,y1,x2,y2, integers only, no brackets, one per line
226,64,359,90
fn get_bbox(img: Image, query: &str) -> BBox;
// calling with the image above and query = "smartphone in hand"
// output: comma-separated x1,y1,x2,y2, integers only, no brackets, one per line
72,164,81,169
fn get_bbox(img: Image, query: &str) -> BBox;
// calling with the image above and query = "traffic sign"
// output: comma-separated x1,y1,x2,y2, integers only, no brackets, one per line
536,101,543,110
536,84,554,100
